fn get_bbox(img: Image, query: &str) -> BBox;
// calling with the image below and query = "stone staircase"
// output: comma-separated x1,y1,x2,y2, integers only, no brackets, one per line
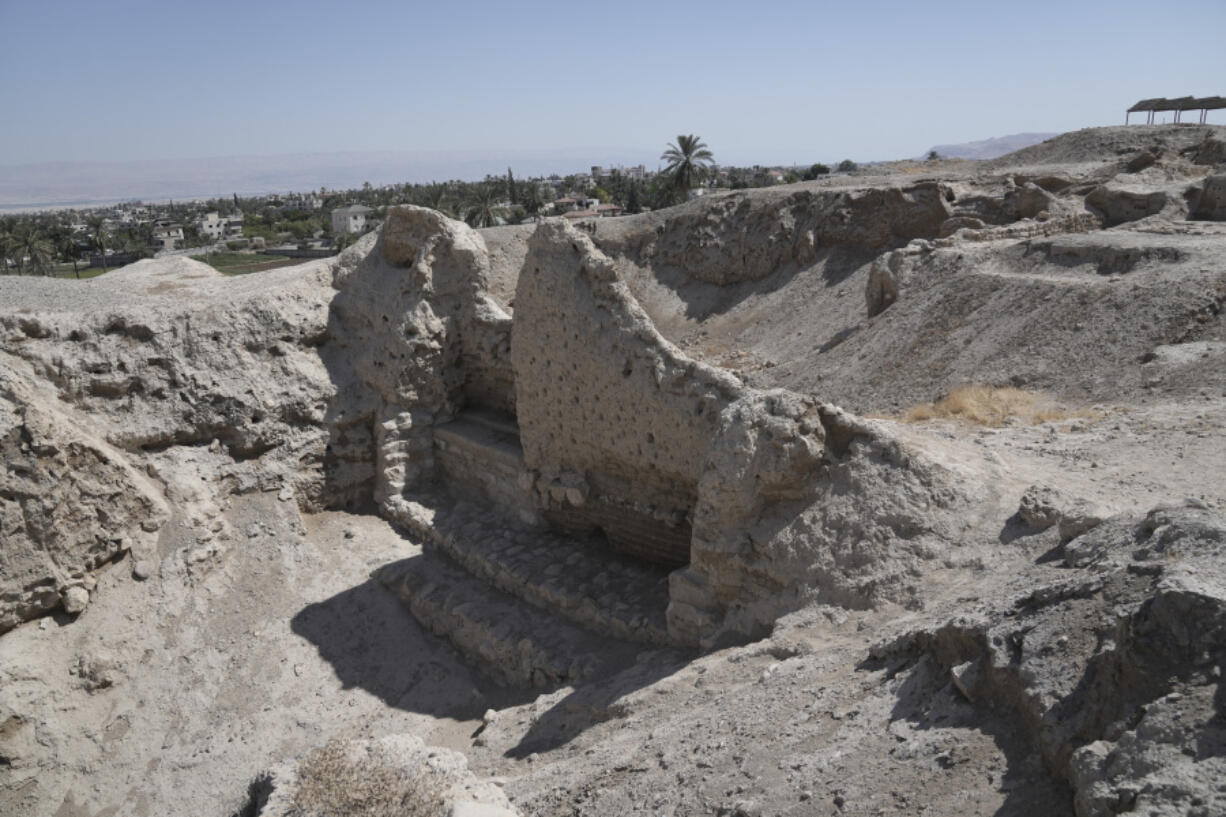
378,409,680,687
378,554,645,687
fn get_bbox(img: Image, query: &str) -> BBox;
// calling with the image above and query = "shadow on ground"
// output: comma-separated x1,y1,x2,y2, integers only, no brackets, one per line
292,575,692,755
291,577,531,721
638,246,875,324
503,648,690,758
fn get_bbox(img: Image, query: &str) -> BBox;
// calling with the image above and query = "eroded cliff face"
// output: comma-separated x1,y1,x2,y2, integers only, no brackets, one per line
0,257,342,630
0,359,167,631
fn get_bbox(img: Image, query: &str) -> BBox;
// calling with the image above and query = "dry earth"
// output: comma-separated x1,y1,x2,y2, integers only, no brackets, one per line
2,125,1225,817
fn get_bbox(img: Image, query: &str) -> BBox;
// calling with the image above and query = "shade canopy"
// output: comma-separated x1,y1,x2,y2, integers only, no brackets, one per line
1128,96,1225,112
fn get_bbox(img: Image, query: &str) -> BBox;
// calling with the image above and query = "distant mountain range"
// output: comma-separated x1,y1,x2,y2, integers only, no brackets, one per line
925,133,1059,161
0,148,656,212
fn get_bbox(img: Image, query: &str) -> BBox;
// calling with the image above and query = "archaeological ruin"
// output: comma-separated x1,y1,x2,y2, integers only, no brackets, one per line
3,124,1226,817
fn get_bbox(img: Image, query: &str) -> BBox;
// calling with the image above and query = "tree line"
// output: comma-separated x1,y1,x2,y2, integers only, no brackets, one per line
2,135,862,274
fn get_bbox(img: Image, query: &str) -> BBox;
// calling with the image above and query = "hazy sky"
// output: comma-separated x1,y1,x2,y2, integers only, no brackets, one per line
2,0,1224,169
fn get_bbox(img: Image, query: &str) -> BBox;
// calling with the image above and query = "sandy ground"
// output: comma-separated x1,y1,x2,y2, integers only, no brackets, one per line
3,393,1222,816
0,496,506,816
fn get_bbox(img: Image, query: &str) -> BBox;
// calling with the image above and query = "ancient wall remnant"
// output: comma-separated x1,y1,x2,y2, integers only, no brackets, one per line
671,397,970,646
328,206,516,515
511,221,745,565
509,221,970,644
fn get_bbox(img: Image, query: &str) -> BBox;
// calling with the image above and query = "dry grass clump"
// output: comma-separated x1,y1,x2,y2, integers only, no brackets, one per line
899,385,1093,427
291,738,447,817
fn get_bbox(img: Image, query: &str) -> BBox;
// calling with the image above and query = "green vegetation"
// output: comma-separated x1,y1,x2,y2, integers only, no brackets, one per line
1,143,875,278
661,134,715,198
803,163,831,180
462,183,502,228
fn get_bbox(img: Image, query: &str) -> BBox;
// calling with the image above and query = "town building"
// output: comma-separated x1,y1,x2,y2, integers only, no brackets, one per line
149,219,184,251
331,204,373,235
198,211,244,241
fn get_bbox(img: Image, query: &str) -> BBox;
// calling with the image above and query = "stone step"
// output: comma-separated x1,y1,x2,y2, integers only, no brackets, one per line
434,412,523,467
386,492,675,646
433,411,537,524
377,553,642,687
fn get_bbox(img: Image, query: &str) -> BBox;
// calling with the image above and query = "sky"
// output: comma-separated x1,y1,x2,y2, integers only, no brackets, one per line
2,0,1225,174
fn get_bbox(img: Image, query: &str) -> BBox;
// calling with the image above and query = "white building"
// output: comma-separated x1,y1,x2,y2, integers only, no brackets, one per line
198,211,244,241
331,204,373,235
150,219,184,251
593,164,647,180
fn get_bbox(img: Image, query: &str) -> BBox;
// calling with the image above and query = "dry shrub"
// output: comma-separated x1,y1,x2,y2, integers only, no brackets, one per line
291,738,447,817
899,385,1093,427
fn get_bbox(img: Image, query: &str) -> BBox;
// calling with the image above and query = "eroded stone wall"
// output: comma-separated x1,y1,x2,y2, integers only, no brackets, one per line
328,206,517,516
670,396,971,646
506,220,973,643
511,221,745,565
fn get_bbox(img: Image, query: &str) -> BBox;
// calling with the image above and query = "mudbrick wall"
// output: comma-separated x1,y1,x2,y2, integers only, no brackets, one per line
511,221,746,566
510,220,970,644
328,206,515,518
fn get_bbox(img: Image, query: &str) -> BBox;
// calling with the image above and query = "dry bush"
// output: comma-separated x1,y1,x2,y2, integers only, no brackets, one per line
290,738,447,817
898,385,1094,427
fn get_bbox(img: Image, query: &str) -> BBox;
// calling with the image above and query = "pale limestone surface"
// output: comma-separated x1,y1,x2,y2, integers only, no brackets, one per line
0,356,169,630
2,126,1226,817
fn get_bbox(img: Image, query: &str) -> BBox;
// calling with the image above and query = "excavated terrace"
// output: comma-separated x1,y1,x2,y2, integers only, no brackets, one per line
2,125,1226,817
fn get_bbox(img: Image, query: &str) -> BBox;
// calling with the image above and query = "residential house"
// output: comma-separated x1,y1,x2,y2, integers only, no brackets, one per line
553,193,600,213
593,164,647,181
198,211,244,241
280,193,323,211
150,219,184,251
331,204,373,235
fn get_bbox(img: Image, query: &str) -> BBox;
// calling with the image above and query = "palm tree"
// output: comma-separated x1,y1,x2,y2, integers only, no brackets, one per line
412,183,457,218
25,234,54,276
50,224,82,278
520,182,544,220
661,134,715,195
11,224,53,275
0,218,15,274
87,215,109,273
462,184,501,228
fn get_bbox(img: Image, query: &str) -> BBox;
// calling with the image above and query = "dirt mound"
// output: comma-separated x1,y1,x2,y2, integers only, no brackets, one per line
983,124,1226,171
